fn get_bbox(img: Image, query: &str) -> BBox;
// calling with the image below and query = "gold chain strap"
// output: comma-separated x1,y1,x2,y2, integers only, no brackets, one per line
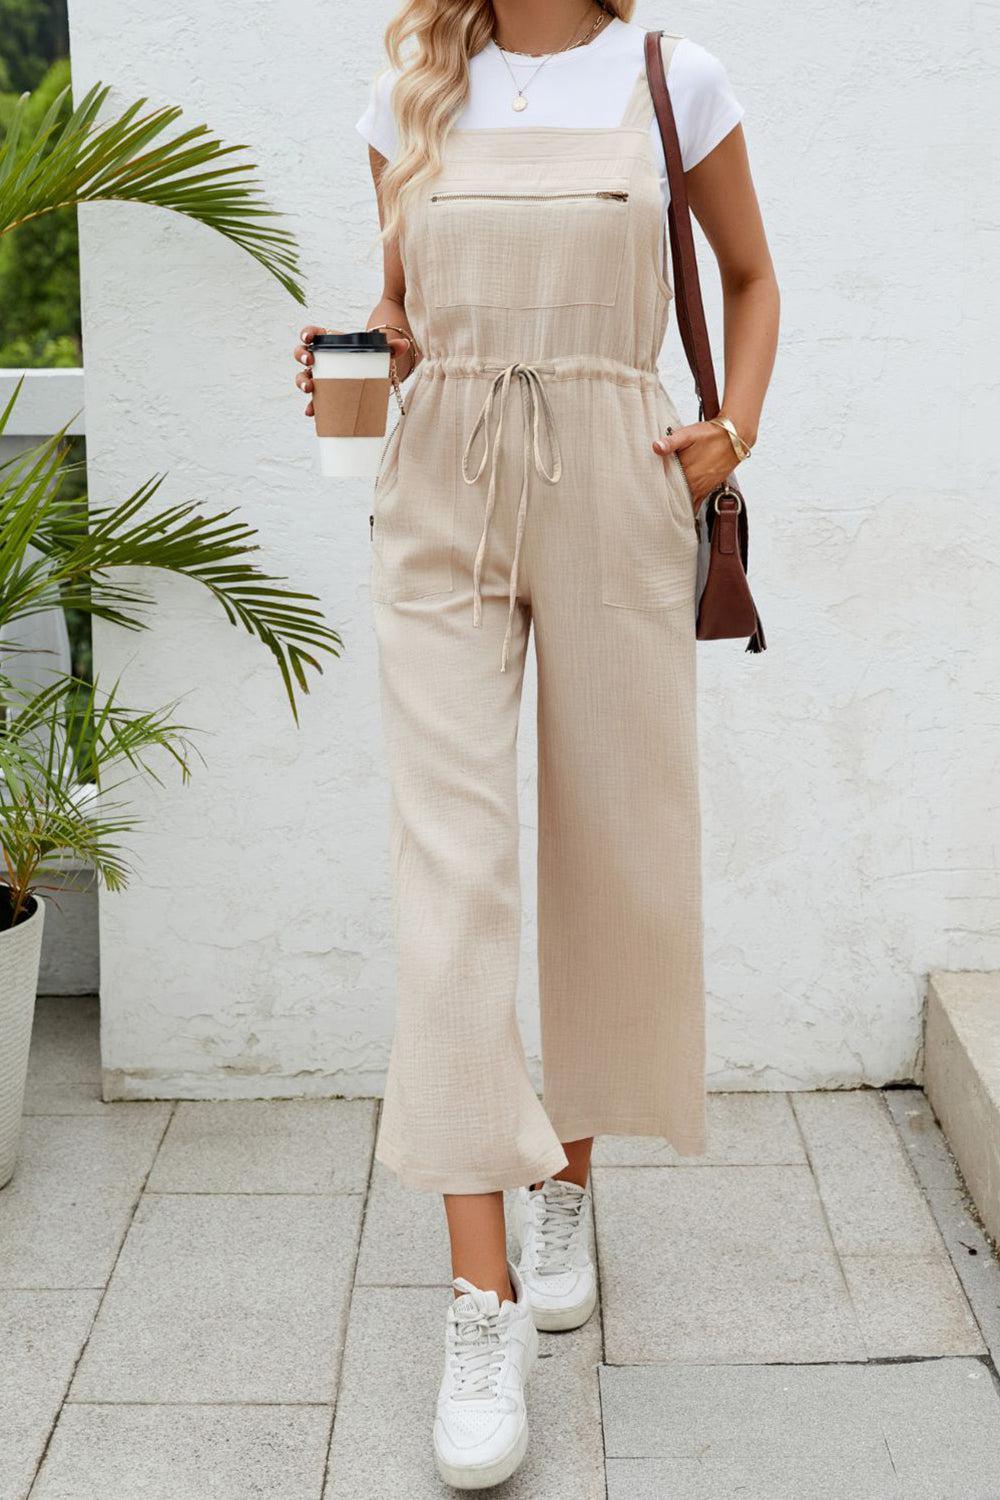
369,323,420,416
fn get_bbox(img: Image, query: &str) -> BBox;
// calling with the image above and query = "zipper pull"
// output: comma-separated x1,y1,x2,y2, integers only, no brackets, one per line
369,514,374,542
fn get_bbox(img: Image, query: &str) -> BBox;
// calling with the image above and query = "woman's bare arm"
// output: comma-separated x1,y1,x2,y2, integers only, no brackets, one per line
688,125,779,448
367,147,419,375
653,125,780,505
294,147,418,413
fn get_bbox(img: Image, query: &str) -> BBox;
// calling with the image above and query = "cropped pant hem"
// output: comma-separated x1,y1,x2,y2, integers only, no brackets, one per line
374,1137,570,1196
544,1115,708,1160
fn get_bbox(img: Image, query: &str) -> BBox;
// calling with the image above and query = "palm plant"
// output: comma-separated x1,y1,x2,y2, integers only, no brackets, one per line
0,677,193,929
0,71,326,1186
0,381,340,929
0,74,321,932
1,79,305,301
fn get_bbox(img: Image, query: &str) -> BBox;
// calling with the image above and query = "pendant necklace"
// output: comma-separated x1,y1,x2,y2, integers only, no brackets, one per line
496,6,608,113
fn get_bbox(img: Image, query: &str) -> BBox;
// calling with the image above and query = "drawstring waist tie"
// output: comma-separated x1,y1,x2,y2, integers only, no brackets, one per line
416,355,661,672
461,362,561,672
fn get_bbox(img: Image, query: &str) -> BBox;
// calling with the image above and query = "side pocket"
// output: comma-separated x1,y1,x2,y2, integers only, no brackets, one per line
598,394,699,611
370,380,456,604
666,451,699,534
369,416,403,602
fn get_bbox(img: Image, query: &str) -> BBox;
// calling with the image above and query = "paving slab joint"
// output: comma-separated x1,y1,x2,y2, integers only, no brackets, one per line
883,1088,1000,1374
25,1100,178,1496
320,1099,381,1497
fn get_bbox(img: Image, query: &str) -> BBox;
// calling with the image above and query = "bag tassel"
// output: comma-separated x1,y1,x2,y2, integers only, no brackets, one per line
746,612,773,654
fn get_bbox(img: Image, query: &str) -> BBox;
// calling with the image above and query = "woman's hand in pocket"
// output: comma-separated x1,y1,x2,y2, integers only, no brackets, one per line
652,422,736,511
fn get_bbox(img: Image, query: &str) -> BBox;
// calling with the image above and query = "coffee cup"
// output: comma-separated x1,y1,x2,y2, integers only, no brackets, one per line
310,329,392,478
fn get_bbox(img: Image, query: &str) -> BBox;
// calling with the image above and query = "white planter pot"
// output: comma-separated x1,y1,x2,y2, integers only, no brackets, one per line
0,895,44,1189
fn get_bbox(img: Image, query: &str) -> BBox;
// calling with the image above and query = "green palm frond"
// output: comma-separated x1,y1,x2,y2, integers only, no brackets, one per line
0,396,342,722
7,675,196,789
0,81,304,303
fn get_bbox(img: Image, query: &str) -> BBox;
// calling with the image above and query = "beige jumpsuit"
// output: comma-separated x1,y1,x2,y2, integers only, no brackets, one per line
372,48,705,1194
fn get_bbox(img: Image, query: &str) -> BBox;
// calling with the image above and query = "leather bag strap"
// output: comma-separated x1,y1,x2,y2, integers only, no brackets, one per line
644,30,766,654
643,29,720,421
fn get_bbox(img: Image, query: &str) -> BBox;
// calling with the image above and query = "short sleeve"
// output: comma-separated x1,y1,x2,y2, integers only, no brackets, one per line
668,40,744,171
355,69,400,162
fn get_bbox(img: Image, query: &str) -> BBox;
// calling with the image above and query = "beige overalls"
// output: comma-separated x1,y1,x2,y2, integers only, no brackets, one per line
372,44,705,1194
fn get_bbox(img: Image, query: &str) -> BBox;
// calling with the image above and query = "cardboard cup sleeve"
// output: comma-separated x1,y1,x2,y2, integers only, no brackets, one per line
313,377,391,439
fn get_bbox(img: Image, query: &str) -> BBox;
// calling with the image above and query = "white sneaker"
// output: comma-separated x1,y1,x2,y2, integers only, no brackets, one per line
513,1178,598,1332
433,1260,537,1491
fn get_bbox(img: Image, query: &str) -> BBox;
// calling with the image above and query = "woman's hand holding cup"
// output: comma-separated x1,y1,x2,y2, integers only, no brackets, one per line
296,326,408,479
294,325,412,419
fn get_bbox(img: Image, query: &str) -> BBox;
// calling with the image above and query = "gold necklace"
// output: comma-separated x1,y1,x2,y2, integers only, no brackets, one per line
495,7,609,113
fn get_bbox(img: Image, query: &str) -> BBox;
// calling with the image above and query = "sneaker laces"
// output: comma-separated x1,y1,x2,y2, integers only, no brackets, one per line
532,1182,586,1276
448,1281,507,1401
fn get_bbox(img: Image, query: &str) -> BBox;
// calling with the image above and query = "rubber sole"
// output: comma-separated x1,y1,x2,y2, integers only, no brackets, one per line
528,1280,598,1332
434,1419,529,1491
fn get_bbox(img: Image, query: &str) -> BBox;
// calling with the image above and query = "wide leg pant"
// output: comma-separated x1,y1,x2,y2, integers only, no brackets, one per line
372,367,706,1194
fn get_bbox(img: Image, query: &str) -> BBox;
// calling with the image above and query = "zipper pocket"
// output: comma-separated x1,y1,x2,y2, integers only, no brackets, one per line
430,190,628,204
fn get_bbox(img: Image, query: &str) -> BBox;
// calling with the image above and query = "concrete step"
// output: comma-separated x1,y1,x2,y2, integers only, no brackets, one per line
925,972,1000,1245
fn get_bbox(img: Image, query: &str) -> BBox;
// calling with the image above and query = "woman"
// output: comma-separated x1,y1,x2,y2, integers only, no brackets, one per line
296,0,778,1487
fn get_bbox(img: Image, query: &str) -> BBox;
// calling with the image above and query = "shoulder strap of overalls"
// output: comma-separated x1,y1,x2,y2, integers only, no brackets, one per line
644,29,721,422
620,32,682,128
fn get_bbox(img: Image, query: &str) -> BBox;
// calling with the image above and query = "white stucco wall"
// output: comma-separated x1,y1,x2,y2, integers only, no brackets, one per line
67,0,1000,1100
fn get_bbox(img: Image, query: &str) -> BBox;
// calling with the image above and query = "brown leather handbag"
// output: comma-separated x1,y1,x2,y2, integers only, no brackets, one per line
645,30,766,653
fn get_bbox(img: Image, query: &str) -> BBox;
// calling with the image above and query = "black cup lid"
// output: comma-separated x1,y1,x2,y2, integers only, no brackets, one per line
310,330,390,352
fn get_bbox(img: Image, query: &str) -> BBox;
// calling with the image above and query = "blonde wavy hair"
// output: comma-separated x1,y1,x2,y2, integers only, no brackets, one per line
378,1,635,242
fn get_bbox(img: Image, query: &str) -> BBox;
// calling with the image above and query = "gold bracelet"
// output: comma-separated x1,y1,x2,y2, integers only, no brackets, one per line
710,415,753,463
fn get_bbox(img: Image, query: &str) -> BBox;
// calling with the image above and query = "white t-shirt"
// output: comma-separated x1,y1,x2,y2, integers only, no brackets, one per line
355,17,744,216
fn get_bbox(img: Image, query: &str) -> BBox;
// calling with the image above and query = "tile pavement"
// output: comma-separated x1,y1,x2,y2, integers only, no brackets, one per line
1,996,999,1499
601,1360,1000,1500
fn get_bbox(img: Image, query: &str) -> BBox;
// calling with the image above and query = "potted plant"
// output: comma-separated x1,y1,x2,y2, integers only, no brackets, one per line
0,387,340,1184
0,83,332,1186
0,675,188,1185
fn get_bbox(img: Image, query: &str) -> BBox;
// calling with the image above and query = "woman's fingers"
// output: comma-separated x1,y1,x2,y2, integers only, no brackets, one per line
652,423,698,457
295,324,330,411
652,424,708,508
295,323,333,371
654,419,743,509
386,335,416,379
